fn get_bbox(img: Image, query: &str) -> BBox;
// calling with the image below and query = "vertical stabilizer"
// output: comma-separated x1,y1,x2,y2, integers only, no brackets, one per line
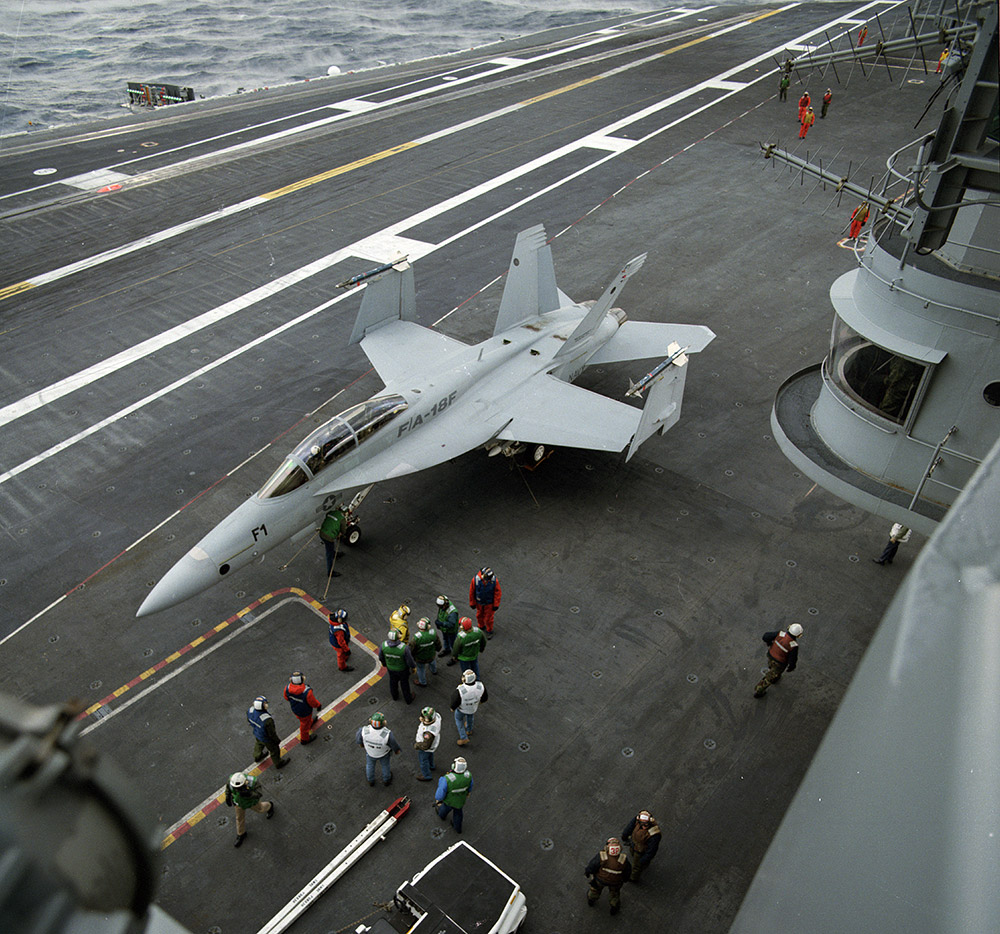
625,356,688,461
493,225,560,336
348,261,416,345
554,253,646,358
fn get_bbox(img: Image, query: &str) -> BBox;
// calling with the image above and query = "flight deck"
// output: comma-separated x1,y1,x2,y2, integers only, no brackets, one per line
0,4,939,932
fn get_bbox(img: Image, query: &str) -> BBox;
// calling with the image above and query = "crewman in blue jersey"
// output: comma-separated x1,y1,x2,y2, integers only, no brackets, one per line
435,756,473,832
247,695,288,768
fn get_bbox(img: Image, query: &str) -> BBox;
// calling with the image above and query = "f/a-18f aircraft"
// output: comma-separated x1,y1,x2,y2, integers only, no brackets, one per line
137,225,714,616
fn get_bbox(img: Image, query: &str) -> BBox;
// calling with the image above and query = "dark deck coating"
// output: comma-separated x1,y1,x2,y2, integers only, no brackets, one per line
0,4,936,932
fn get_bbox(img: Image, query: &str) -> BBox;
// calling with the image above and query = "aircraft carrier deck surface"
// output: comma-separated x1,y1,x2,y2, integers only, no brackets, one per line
0,3,934,931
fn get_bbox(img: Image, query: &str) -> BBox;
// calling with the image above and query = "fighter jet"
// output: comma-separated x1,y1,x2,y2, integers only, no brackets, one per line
137,225,714,616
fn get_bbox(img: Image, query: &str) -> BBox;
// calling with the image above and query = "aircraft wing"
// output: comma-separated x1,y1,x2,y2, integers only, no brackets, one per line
490,373,641,452
586,321,715,365
314,372,643,497
360,321,469,385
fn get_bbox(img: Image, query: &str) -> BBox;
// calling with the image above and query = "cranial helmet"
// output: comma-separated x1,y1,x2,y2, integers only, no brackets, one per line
253,696,267,711
460,617,473,631
291,671,304,684
462,670,477,685
480,567,494,580
387,629,400,643
398,605,410,617
418,618,429,631
452,757,468,773
436,595,447,606
370,712,386,729
788,623,803,637
421,706,435,722
229,772,248,789
638,810,652,824
606,837,622,857
332,608,348,622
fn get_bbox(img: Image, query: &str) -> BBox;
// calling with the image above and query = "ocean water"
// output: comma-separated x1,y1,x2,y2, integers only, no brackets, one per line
1,0,671,141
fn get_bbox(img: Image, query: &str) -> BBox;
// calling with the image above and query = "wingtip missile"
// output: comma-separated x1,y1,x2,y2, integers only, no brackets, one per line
336,256,409,289
625,343,689,397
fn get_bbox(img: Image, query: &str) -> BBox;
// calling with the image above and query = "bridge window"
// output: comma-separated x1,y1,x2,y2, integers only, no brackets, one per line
829,318,927,424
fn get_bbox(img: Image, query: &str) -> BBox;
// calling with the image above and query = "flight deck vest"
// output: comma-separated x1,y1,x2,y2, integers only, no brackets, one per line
247,706,272,742
632,820,661,852
284,682,315,718
412,628,438,662
596,850,628,886
473,575,497,606
768,631,797,665
361,724,391,758
382,641,407,672
454,629,483,661
329,620,350,647
457,682,485,714
436,602,458,632
443,770,472,808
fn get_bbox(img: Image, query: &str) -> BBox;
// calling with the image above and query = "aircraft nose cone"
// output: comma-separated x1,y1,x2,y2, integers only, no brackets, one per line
136,545,221,617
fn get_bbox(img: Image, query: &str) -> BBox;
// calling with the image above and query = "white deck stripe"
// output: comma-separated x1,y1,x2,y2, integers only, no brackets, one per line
0,1,905,487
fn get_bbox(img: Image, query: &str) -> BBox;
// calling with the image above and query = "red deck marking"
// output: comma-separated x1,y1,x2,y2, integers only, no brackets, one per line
141,589,384,849
80,588,382,721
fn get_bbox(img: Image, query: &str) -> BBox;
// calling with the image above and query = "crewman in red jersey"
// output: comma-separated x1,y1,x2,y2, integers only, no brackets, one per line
284,671,322,743
797,90,811,123
754,624,802,697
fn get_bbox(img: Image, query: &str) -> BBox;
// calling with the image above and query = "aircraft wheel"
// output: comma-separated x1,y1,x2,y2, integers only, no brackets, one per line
532,444,546,462
345,524,361,545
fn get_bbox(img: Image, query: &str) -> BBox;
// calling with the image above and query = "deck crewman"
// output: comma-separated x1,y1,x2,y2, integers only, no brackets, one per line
318,504,346,578
469,567,501,638
435,594,459,660
435,756,473,833
621,810,661,881
380,629,416,704
451,669,487,746
247,695,288,768
328,608,354,672
585,837,631,915
283,671,321,744
389,603,411,642
451,617,487,680
754,624,802,697
797,90,810,123
821,88,832,118
409,617,442,687
356,712,401,786
799,106,816,138
414,705,442,781
225,771,274,848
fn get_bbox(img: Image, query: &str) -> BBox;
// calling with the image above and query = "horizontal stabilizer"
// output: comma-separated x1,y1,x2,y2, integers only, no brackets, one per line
493,225,560,336
554,253,646,358
360,320,469,385
587,321,715,366
349,261,417,345
492,374,641,452
626,359,689,462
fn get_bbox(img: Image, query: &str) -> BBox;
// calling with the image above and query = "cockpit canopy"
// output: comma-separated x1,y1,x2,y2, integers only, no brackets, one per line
258,394,408,498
